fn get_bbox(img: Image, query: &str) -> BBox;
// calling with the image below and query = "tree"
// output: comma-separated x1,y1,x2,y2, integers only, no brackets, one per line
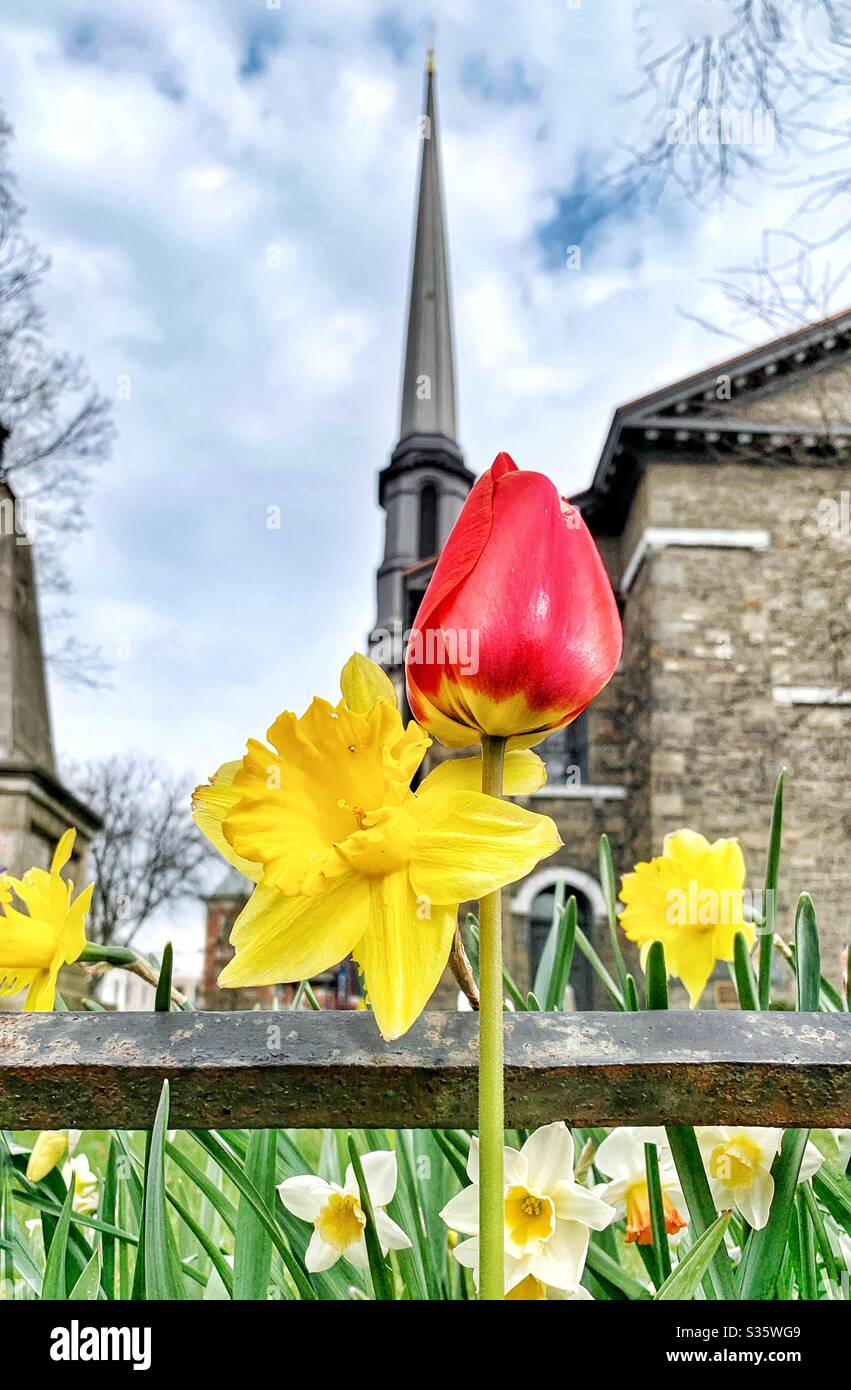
613,3,851,331
0,103,113,678
68,755,216,948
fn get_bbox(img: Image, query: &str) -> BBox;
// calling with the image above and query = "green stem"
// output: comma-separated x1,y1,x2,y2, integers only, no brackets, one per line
478,734,507,1301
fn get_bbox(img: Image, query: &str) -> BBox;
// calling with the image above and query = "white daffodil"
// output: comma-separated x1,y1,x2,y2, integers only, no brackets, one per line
696,1127,825,1230
593,1128,688,1246
278,1150,411,1274
62,1153,99,1216
439,1121,615,1295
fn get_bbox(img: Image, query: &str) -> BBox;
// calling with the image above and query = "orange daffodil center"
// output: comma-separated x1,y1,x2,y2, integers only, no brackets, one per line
192,654,561,1039
0,828,93,1012
618,829,755,1007
593,1128,688,1247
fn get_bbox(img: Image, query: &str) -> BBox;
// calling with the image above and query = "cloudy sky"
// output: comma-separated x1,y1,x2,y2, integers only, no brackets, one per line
0,1,844,963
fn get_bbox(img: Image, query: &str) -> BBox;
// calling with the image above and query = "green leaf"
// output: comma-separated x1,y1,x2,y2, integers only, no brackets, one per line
758,768,784,1009
794,894,820,1011
624,974,640,1011
738,1129,810,1299
645,1142,672,1282
733,930,758,1010
645,940,669,1010
575,925,625,1009
545,896,577,1011
68,1247,102,1300
347,1138,394,1300
666,1126,737,1299
190,1129,315,1300
812,1164,851,1235
533,879,566,1002
526,990,542,1011
655,1212,731,1300
599,833,628,992
585,1241,651,1299
154,942,174,1011
144,1081,185,1299
233,1129,278,1300
166,1187,234,1297
41,1182,75,1300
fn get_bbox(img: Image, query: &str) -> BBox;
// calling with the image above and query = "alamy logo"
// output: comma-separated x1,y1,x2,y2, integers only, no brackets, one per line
50,1320,151,1371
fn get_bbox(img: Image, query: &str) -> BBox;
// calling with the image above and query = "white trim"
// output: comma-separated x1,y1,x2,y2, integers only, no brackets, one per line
511,866,607,919
621,527,770,595
773,686,851,707
530,784,626,801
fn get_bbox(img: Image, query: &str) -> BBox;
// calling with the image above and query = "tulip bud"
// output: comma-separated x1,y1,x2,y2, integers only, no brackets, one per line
405,452,622,747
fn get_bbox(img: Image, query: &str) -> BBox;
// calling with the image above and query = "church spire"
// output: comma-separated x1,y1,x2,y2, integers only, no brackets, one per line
399,50,457,443
372,53,473,677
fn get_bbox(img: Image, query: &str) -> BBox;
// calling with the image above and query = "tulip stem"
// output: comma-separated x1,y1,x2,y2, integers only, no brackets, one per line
478,733,507,1301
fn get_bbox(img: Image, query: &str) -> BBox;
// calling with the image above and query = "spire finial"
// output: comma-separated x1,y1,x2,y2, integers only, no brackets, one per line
426,48,436,75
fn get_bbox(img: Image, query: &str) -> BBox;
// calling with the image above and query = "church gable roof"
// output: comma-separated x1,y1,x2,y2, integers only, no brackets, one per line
575,307,851,533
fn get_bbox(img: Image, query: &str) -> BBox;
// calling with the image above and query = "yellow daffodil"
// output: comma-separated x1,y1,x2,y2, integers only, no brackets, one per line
593,1128,687,1246
26,1129,80,1183
697,1127,824,1230
439,1122,615,1294
0,829,93,1012
619,830,754,1007
193,654,560,1039
63,1153,99,1216
278,1150,411,1272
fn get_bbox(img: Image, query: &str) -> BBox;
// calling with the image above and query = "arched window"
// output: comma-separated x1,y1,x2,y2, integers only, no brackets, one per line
528,887,594,1009
418,483,438,559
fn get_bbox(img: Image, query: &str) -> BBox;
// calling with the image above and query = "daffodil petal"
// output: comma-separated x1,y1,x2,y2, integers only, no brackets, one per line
417,748,547,801
553,1181,617,1232
51,828,76,875
439,1184,480,1236
521,1122,574,1193
219,874,369,988
528,1219,590,1291
734,1167,774,1231
192,762,263,882
410,791,561,905
354,872,456,1040
26,1131,69,1183
374,1210,412,1252
466,1137,528,1187
340,653,398,713
277,1175,332,1222
305,1230,341,1273
344,1150,397,1208
343,1238,370,1271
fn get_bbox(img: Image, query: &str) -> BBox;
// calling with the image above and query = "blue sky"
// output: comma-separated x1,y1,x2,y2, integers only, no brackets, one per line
0,1,842,967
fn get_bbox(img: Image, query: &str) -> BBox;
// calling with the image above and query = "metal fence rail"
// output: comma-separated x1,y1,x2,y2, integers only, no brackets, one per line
1,1010,849,1131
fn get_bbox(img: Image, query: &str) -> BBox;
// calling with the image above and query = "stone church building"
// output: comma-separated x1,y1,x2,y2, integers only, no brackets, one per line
204,56,850,1009
368,56,851,1007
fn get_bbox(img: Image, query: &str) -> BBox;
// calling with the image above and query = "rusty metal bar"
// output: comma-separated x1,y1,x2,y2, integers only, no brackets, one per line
0,1009,848,1131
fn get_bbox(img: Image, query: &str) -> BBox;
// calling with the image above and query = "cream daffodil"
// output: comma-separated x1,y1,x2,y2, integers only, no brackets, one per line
193,654,560,1039
696,1127,825,1230
440,1122,615,1294
593,1128,687,1246
0,829,93,1012
619,830,754,1007
26,1128,82,1183
63,1153,99,1216
278,1150,411,1273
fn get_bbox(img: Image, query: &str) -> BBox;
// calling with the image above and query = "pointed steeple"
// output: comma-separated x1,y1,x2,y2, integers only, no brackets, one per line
399,51,457,443
372,54,474,675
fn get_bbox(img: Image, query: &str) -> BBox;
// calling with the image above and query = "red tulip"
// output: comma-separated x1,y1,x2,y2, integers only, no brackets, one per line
405,452,622,747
